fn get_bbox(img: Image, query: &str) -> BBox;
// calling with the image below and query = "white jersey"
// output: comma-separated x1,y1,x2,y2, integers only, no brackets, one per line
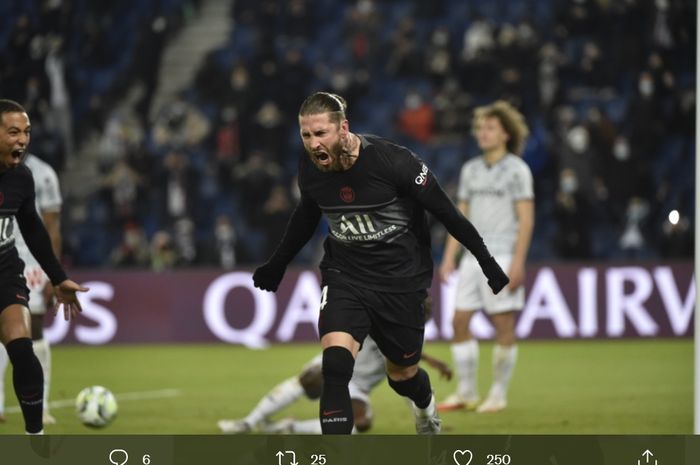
13,154,62,310
457,154,533,256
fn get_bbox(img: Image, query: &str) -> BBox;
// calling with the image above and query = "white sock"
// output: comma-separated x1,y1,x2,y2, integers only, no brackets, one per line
451,340,479,400
32,339,51,411
489,344,518,400
0,345,8,415
245,376,304,426
413,393,436,418
291,419,322,434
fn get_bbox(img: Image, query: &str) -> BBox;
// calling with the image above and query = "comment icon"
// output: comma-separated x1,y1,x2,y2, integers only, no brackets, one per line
109,449,129,465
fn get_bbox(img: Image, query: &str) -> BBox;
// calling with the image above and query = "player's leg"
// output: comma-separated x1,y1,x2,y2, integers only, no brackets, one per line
261,396,371,435
0,344,8,422
348,335,384,433
317,283,368,435
478,255,523,413
439,255,483,412
22,270,55,425
385,360,440,434
439,309,480,412
265,337,383,435
298,356,324,399
261,417,317,434
0,303,44,434
319,331,360,434
217,355,319,433
351,398,372,432
30,313,54,425
218,376,306,433
374,289,440,434
478,310,517,413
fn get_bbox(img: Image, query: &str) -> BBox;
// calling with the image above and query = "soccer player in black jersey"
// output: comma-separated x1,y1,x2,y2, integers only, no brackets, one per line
253,92,508,434
0,99,88,434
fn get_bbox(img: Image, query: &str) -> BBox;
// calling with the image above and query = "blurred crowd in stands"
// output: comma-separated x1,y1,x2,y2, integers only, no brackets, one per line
1,0,695,269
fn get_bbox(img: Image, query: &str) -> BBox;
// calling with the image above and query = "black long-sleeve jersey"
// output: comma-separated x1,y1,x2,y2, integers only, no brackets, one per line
270,134,494,293
0,164,67,284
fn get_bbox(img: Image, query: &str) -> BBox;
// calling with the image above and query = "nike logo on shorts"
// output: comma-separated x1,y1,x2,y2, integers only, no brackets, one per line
16,294,27,301
322,409,343,416
403,350,418,359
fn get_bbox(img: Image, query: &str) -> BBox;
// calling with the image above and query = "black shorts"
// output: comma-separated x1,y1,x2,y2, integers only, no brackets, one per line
0,270,30,313
318,280,428,366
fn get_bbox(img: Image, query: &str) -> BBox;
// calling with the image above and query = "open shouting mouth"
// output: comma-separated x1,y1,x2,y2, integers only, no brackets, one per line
11,148,25,161
314,150,331,166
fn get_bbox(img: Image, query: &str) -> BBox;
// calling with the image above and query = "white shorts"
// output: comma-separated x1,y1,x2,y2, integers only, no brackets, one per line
23,264,49,315
348,336,385,403
454,254,524,314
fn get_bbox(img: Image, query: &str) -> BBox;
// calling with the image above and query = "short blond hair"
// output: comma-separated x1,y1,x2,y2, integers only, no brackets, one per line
472,100,529,156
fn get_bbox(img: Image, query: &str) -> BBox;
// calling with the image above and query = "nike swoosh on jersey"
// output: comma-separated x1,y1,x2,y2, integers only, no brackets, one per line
322,409,343,416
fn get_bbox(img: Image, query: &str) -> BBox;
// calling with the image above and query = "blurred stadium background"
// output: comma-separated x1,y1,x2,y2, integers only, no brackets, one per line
0,0,695,434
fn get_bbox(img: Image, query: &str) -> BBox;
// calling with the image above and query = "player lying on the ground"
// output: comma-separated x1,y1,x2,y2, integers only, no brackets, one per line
217,336,452,434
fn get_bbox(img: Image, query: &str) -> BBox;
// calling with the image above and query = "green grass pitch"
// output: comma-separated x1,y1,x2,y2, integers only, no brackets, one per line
0,339,692,434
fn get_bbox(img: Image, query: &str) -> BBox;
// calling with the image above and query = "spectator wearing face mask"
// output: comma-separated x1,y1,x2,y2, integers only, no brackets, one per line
593,135,652,220
626,71,665,164
558,124,596,203
619,197,652,259
553,168,592,259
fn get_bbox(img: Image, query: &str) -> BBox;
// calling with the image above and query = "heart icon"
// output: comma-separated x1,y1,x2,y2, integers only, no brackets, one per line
453,449,473,465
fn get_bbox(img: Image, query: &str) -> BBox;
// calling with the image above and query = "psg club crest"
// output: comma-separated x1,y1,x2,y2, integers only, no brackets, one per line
339,186,355,203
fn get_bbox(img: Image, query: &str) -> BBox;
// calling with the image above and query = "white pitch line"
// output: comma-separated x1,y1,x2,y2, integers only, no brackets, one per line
4,388,182,414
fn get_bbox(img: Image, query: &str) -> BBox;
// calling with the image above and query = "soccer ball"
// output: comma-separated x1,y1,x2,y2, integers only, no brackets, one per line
75,386,118,427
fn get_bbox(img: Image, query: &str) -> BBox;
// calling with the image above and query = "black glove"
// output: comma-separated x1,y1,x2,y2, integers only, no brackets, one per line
253,260,287,292
480,256,510,294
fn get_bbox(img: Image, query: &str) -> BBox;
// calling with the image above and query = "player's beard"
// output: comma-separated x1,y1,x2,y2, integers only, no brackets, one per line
308,139,345,172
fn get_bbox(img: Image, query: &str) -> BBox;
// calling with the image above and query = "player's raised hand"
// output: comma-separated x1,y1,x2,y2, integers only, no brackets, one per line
53,279,89,321
253,260,286,292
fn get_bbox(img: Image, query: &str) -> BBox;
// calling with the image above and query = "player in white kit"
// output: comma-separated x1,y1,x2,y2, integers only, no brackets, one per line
0,153,62,424
437,101,534,414
217,336,453,434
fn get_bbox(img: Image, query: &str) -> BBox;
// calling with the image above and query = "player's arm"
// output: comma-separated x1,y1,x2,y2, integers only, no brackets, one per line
41,209,61,258
39,208,61,307
253,194,322,292
399,154,508,293
420,352,453,380
16,187,66,286
507,198,534,290
16,194,87,319
439,200,468,282
41,210,62,308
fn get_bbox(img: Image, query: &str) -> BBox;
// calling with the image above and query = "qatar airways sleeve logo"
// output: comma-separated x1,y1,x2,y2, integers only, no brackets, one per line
414,163,429,186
